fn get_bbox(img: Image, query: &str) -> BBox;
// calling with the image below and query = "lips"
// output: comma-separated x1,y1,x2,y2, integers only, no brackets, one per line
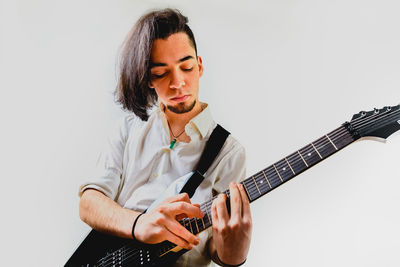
171,95,189,102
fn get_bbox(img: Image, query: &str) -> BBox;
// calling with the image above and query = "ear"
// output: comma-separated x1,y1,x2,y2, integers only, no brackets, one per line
197,56,204,77
148,81,154,89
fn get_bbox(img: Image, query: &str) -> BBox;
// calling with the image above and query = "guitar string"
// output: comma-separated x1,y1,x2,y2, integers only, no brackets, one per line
350,107,398,129
98,217,207,267
353,109,400,134
249,107,400,199
249,126,351,197
98,107,400,266
240,127,354,201
98,241,149,267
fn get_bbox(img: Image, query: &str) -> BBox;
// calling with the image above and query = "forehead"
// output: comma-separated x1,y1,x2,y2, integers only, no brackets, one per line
151,32,196,64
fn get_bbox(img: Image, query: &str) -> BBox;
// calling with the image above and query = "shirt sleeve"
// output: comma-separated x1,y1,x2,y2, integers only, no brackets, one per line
78,115,136,200
212,137,247,194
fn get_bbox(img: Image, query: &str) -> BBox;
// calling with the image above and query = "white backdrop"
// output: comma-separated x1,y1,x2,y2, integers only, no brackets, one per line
1,0,399,266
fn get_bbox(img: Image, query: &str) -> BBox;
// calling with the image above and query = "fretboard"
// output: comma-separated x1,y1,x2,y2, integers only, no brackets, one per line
179,124,356,237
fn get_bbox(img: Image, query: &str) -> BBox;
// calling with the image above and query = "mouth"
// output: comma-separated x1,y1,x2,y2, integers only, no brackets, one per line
170,95,190,103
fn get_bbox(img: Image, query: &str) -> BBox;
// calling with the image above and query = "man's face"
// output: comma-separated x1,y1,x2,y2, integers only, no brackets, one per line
149,32,203,114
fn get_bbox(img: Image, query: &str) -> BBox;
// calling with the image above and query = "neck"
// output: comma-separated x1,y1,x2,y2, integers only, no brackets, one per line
164,101,203,127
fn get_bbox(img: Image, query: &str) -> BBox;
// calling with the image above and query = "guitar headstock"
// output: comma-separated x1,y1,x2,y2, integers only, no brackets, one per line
347,104,400,139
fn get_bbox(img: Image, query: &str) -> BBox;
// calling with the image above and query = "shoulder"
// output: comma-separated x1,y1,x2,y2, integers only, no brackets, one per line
110,113,144,143
207,124,246,169
221,134,246,161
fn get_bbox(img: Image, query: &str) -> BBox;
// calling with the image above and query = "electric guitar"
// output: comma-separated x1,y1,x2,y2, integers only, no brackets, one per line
66,104,400,267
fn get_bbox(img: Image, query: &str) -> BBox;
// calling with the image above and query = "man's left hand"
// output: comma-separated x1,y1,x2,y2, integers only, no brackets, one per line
210,182,252,266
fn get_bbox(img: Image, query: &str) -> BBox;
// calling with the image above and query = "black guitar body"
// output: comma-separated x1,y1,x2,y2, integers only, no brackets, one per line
65,230,183,267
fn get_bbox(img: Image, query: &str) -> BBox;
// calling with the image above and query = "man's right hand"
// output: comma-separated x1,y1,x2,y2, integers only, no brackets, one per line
134,193,204,250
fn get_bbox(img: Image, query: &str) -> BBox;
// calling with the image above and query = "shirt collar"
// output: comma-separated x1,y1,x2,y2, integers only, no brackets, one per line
157,102,214,140
188,103,213,139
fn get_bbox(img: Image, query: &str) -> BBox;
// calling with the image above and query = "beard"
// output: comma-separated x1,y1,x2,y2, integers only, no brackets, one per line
166,100,196,114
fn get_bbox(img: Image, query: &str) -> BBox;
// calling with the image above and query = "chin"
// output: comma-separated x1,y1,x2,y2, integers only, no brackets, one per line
167,100,196,114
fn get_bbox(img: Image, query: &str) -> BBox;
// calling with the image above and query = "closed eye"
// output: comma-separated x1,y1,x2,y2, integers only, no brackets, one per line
151,73,167,79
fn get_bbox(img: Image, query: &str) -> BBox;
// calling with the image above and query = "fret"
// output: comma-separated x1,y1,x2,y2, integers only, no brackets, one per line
196,218,204,232
253,173,271,194
314,135,337,158
297,150,309,167
243,179,256,200
274,159,293,181
200,217,205,230
188,218,195,234
242,181,252,201
331,126,354,149
325,134,338,150
203,204,211,227
251,176,262,196
261,170,272,189
273,164,283,182
299,144,321,167
243,178,260,201
285,157,296,175
287,152,308,174
311,143,323,159
193,218,200,234
264,167,282,188
187,218,194,234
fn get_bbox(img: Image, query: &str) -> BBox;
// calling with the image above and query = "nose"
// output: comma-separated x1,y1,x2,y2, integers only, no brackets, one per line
169,69,185,89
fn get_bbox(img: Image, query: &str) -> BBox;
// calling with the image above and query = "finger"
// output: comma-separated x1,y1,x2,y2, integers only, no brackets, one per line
238,183,251,216
229,182,242,221
165,192,191,204
175,203,203,220
162,227,194,250
164,218,200,246
167,202,204,218
215,193,229,223
211,198,219,226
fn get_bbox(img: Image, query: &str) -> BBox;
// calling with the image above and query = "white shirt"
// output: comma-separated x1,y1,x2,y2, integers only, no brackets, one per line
79,104,246,267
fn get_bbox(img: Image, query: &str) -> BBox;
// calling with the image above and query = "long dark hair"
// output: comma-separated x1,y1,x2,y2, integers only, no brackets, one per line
115,8,197,121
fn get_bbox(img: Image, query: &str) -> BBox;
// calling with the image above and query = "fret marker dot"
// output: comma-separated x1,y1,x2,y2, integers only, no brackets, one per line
308,153,311,156
260,180,263,184
283,167,286,171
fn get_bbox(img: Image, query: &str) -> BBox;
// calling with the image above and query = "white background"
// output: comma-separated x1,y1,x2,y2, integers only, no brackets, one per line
1,0,399,266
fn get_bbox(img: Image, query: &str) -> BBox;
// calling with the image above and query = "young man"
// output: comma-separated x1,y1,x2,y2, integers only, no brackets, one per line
79,8,252,267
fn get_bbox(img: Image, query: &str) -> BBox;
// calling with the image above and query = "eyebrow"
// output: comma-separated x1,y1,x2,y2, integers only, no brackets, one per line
150,55,194,68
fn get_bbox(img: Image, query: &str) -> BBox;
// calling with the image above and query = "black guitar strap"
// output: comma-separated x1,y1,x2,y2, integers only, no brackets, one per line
179,124,230,198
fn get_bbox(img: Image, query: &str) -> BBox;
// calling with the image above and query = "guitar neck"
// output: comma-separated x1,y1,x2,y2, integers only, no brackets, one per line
180,123,357,235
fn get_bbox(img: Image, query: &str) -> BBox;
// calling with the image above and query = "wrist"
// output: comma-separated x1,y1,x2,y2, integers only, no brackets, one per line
216,253,246,267
131,212,144,241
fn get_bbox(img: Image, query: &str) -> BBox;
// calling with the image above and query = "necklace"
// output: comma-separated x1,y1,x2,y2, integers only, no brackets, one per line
166,119,185,149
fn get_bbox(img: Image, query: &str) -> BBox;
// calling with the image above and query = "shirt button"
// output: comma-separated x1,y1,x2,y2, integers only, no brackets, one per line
153,173,158,178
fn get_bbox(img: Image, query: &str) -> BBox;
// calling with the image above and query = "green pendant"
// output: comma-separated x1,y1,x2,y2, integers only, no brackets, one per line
170,138,177,149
